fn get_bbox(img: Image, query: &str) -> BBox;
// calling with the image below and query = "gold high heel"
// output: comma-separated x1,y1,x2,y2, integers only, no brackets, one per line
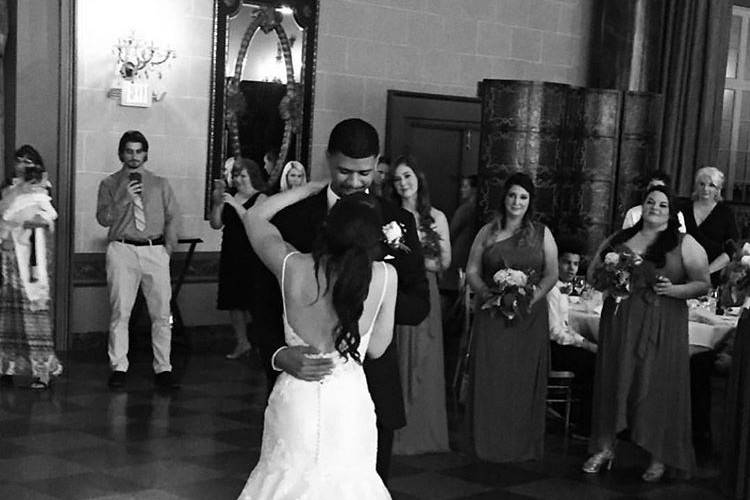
226,344,252,360
641,461,665,482
582,449,615,474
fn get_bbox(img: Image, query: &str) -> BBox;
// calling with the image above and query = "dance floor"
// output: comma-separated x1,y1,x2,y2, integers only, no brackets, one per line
0,340,727,499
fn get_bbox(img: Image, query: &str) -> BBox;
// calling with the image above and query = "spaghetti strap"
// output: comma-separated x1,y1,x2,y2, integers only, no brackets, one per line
365,262,390,336
280,252,300,320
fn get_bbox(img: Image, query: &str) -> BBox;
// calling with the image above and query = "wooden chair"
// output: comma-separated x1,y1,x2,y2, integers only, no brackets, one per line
546,369,576,434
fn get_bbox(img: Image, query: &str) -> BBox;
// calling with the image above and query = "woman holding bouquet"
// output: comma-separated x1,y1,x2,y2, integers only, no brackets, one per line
385,155,451,454
465,172,558,462
584,185,710,481
0,145,63,389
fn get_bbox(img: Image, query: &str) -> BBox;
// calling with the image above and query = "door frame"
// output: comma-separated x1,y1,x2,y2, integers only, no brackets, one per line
55,0,76,349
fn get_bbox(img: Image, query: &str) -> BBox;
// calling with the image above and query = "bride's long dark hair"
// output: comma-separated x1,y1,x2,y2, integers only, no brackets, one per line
311,193,383,363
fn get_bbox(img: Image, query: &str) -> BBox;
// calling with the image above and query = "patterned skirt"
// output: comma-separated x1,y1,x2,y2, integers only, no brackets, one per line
0,241,62,382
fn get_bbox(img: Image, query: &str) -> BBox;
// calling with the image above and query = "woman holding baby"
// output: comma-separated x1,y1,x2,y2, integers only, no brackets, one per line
0,145,62,390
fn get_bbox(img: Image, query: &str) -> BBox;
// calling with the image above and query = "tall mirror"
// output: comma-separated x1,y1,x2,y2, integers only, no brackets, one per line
206,0,319,213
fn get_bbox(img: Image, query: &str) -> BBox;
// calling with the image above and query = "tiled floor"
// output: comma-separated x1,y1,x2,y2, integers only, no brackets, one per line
0,344,728,499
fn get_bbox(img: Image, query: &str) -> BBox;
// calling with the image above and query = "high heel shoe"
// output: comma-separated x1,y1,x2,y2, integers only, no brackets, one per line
641,462,665,482
582,449,615,474
226,344,252,360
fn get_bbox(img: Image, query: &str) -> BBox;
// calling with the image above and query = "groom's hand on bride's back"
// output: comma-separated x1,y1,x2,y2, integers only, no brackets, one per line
276,346,334,381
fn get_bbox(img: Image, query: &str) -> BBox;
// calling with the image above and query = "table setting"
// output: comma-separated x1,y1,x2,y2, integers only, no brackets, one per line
566,281,737,352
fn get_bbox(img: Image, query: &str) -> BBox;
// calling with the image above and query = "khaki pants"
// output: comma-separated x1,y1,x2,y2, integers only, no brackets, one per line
106,241,172,373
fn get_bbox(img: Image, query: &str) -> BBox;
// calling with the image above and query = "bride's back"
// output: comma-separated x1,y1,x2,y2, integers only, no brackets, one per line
281,254,385,354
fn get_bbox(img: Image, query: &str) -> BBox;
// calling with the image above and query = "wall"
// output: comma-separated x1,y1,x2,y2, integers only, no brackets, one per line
72,0,224,336
308,0,593,178
70,0,593,336
15,0,60,187
75,0,217,253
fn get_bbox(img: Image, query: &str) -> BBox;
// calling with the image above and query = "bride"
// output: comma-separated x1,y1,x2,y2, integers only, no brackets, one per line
238,182,397,499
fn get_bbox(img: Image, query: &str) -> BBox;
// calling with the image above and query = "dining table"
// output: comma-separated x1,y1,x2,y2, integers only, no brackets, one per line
568,297,737,355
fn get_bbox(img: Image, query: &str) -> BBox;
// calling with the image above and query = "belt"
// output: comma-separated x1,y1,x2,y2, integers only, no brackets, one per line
117,236,165,246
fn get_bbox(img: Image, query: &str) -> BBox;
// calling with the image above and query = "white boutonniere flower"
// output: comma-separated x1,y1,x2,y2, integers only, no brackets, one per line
382,221,410,253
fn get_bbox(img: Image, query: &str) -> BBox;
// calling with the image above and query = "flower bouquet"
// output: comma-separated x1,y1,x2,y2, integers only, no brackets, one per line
420,223,442,261
719,242,750,308
480,268,535,323
591,247,657,304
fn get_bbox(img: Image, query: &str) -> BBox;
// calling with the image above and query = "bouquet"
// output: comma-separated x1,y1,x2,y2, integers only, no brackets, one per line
719,242,750,308
480,268,535,323
591,246,657,303
420,222,442,260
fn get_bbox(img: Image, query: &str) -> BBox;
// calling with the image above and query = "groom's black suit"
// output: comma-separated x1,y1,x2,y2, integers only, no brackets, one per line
252,189,429,479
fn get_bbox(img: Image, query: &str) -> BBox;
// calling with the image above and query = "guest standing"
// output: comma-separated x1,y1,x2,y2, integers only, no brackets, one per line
444,175,478,295
683,166,738,286
465,172,558,462
682,166,739,453
0,145,63,389
278,160,307,192
584,185,709,481
210,158,267,360
96,130,180,390
386,155,451,454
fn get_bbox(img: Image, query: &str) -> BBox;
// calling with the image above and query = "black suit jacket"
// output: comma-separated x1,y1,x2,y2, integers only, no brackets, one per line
254,189,430,429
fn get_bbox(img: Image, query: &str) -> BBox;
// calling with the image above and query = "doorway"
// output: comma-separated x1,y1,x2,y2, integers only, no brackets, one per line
385,90,480,219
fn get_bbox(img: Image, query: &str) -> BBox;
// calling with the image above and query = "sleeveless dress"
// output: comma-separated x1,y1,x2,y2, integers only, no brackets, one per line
470,225,549,462
721,309,750,498
217,193,263,310
238,253,392,500
393,234,449,454
590,238,695,473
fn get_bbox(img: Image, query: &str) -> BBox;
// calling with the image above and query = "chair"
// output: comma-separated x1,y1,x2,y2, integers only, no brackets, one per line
451,269,474,408
547,370,576,434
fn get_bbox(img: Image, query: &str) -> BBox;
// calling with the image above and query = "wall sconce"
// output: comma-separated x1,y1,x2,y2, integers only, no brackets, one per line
107,32,176,107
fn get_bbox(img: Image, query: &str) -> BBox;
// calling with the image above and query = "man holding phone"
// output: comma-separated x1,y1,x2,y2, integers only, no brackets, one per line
96,130,180,390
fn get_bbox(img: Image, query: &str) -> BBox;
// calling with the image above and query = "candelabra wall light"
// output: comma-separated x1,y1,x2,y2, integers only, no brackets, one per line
107,32,176,107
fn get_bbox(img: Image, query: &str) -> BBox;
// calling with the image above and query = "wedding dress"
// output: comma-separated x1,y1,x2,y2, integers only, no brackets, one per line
238,253,392,500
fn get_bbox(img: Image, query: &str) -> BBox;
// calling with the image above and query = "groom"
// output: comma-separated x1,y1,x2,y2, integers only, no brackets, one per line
253,118,429,481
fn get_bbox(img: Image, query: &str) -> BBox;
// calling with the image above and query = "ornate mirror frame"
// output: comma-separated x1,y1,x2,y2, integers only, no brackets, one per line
205,0,319,216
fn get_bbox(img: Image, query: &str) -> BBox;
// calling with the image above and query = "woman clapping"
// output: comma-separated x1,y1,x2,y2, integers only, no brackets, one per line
584,185,709,481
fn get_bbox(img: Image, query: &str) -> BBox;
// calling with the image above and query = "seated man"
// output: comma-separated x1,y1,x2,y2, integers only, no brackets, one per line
546,236,597,436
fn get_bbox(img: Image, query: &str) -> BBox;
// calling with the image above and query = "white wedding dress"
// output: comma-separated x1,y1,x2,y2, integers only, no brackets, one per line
238,253,392,500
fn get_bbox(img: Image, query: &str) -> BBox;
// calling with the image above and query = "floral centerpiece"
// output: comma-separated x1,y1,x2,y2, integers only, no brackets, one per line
591,246,657,304
480,268,535,323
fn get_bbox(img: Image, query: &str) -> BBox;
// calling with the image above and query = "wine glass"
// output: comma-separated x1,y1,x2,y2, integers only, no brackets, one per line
573,276,586,296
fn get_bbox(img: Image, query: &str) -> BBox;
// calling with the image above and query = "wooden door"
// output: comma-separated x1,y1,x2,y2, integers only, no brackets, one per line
385,91,480,219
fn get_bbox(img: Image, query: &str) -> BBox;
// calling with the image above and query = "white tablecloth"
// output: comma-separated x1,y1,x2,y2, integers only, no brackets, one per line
568,302,737,350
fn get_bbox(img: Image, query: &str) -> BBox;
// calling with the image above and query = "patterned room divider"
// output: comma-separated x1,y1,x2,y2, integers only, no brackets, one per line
478,80,663,255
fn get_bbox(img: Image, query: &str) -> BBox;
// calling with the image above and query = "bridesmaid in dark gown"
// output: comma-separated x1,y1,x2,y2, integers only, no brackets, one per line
583,185,710,482
721,307,750,499
465,173,558,462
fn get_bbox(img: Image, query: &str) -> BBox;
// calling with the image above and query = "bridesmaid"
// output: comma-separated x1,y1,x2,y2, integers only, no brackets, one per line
465,172,558,462
385,155,451,454
584,185,709,481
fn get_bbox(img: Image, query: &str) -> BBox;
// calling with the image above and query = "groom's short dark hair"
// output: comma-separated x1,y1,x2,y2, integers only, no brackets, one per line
327,118,379,159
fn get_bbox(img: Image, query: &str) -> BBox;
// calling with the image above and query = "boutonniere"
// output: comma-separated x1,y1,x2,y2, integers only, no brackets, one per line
382,221,411,253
